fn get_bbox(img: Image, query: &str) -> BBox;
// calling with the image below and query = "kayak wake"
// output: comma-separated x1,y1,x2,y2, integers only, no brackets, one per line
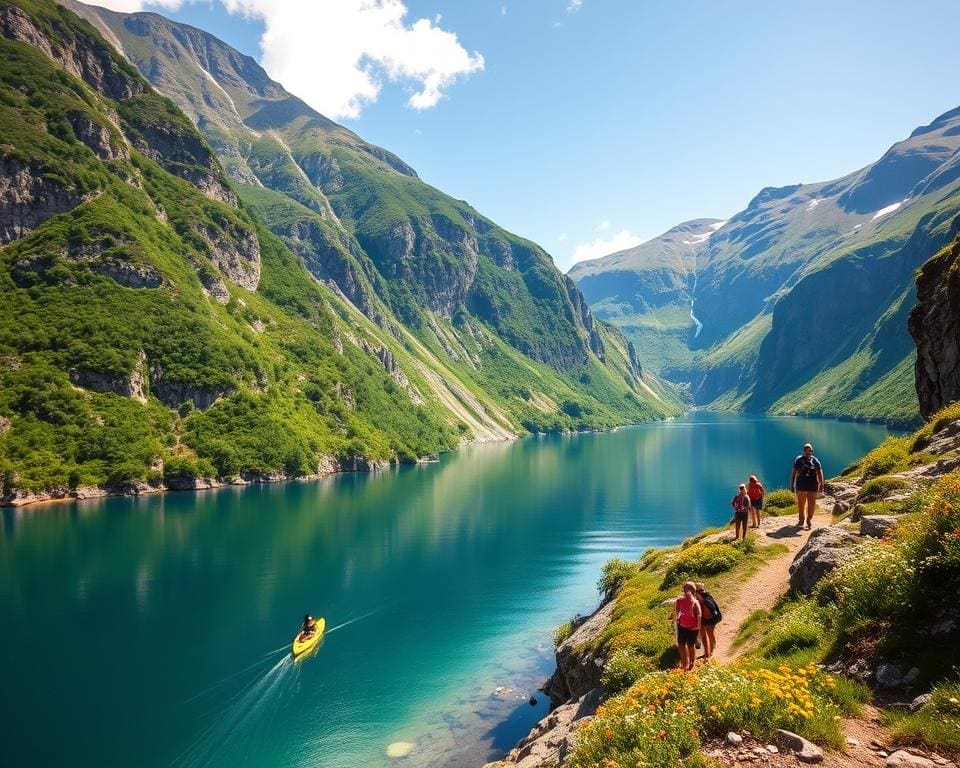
174,655,301,768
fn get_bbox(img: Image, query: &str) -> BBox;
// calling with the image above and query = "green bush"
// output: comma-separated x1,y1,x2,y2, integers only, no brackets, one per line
854,437,911,479
663,542,745,586
598,557,641,598
553,621,574,647
764,488,795,510
758,601,824,658
602,649,656,694
910,401,960,452
858,475,907,501
814,541,913,630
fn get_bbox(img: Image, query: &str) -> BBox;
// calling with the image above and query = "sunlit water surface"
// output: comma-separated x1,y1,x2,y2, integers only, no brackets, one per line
0,413,894,768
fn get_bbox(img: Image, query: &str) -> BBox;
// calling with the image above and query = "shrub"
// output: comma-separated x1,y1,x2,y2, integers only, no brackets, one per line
764,489,795,510
758,601,824,658
599,557,641,599
910,401,960,452
602,649,656,694
663,542,745,586
569,663,845,767
896,471,960,595
856,437,911,479
553,621,574,647
163,455,216,481
858,475,907,501
814,541,913,630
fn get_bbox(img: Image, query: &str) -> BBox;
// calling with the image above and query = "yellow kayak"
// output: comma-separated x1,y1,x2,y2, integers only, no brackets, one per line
292,618,325,657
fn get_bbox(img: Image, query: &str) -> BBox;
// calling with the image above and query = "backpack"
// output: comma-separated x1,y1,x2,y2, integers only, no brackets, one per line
702,593,722,622
797,455,817,480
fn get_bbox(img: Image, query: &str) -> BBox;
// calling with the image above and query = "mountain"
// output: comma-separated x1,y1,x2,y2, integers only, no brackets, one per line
0,0,679,503
571,107,960,427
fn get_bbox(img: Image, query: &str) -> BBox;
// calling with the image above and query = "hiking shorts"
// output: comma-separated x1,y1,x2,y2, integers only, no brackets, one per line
751,498,763,510
734,509,749,523
702,616,720,627
677,626,699,646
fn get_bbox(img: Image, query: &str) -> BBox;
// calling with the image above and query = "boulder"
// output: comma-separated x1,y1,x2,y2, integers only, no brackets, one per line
776,729,823,764
910,693,933,712
726,732,743,745
861,515,900,538
886,751,939,768
788,526,860,595
875,662,904,688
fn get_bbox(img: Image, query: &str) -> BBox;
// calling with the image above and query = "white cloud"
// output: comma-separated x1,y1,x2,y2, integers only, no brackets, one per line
572,229,643,264
557,232,568,241
86,0,180,9
567,0,582,13
597,219,610,231
501,5,507,16
87,0,484,120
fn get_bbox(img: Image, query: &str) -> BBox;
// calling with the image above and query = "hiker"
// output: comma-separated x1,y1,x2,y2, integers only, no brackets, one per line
695,582,721,661
672,581,702,671
747,475,765,528
790,442,824,530
731,484,751,541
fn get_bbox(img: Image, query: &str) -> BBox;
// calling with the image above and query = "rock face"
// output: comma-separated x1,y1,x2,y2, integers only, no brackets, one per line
860,515,900,538
544,599,615,706
70,351,148,402
910,234,960,419
789,526,860,595
484,689,601,768
0,157,88,243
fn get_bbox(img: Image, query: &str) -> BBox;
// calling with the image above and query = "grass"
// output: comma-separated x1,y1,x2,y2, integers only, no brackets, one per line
857,475,907,501
841,436,912,478
885,681,960,753
763,488,798,517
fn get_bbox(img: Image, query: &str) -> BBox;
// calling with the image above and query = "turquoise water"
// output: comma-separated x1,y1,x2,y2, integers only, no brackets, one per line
0,413,893,768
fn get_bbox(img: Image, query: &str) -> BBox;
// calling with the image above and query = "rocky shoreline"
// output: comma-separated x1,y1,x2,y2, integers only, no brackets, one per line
0,454,403,509
484,418,960,768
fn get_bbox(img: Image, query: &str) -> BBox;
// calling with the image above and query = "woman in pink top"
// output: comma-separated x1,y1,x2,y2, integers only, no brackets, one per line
673,581,702,671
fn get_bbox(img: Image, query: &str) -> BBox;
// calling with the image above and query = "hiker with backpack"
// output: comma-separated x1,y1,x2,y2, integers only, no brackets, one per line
747,475,765,528
672,581,702,671
731,484,751,541
696,582,722,661
790,442,824,530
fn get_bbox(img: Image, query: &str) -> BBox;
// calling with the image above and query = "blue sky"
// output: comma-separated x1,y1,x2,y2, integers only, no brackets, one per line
132,0,960,271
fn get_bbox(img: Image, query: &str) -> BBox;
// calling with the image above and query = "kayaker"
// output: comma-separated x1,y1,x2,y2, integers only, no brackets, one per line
301,614,318,638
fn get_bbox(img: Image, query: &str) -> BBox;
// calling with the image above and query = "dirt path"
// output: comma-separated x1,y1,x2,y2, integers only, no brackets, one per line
711,506,833,664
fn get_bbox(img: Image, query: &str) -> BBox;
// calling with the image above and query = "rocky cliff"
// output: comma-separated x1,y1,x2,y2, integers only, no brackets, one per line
910,234,960,419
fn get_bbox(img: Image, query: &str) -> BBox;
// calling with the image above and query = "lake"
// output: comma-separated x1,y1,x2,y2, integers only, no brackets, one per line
0,413,894,768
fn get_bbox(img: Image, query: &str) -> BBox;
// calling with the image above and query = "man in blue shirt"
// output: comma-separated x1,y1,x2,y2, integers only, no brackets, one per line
790,443,823,530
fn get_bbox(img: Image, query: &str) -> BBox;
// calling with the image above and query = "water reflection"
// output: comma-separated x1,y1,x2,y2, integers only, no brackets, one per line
0,413,892,768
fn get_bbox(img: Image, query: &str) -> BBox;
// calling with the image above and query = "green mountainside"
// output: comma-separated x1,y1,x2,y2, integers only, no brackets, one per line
0,0,679,503
572,109,960,428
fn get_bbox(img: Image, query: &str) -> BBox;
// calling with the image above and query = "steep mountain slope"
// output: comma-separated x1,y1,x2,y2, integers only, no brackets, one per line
73,2,679,418
571,108,960,427
0,0,678,503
